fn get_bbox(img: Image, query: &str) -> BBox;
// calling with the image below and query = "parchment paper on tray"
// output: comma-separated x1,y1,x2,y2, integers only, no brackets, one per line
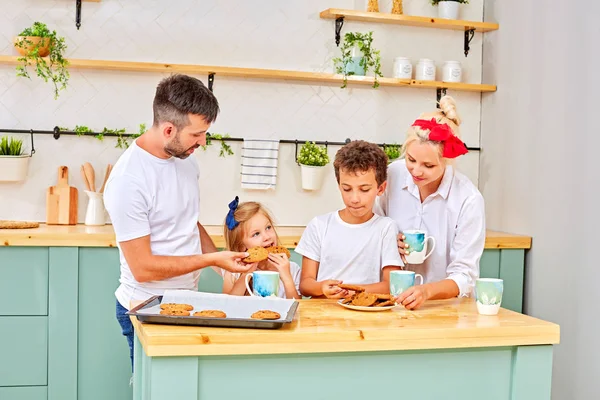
137,289,295,320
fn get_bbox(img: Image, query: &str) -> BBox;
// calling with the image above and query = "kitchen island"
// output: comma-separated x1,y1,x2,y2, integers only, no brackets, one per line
131,298,559,400
0,224,532,400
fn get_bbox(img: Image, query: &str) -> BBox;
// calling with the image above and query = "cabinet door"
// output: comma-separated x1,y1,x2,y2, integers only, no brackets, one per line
0,317,48,386
0,247,48,316
0,386,47,400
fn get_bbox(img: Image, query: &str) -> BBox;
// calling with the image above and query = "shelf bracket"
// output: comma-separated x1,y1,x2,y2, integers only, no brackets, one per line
208,73,215,92
464,28,475,57
436,88,447,107
335,17,344,47
53,126,61,140
29,129,36,156
76,0,82,30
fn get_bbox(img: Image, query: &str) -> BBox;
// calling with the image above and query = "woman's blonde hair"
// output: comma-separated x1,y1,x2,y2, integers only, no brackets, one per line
402,95,462,164
223,201,280,252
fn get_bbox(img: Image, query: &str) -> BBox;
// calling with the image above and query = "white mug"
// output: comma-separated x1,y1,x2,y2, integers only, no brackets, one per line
404,230,436,264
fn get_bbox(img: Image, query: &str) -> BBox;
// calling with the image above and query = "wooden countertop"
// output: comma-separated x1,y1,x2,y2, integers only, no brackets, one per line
131,298,559,357
0,224,531,249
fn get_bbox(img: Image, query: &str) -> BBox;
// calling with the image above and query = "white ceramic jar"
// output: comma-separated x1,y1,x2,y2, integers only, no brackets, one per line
392,57,412,79
442,61,462,83
416,59,436,81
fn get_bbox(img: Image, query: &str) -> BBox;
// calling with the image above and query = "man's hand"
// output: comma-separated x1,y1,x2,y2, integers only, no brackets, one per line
211,251,255,274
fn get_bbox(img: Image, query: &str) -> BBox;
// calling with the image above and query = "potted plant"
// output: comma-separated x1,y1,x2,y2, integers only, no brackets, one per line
333,31,383,89
0,136,30,182
383,144,402,164
14,21,70,99
297,141,330,191
430,0,469,20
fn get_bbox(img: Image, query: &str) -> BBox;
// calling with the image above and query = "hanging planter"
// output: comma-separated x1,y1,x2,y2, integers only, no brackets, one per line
383,144,402,164
297,141,330,191
430,0,469,20
0,136,31,182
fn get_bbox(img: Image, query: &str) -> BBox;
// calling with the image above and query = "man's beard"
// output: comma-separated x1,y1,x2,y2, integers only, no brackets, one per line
164,131,197,159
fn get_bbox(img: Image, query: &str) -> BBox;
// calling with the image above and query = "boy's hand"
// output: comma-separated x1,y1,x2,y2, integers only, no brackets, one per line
321,280,349,299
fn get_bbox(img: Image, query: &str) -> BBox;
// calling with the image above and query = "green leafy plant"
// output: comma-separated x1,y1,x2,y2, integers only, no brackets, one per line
333,31,383,89
297,141,330,167
383,144,401,162
0,136,24,156
430,0,469,4
60,123,146,149
201,133,234,157
14,22,70,99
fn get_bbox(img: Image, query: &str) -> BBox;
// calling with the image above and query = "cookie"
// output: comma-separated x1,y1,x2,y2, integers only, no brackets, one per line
338,284,366,292
266,246,291,258
160,309,190,316
351,292,378,307
243,246,269,263
340,295,355,305
251,310,281,320
374,293,393,300
375,300,397,307
194,310,227,318
160,303,193,311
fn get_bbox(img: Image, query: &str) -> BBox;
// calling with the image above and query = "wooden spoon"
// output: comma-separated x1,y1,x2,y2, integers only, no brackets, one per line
80,165,91,192
99,164,112,193
83,162,96,192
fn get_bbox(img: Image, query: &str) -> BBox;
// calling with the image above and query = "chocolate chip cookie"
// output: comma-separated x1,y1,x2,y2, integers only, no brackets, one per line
266,245,291,258
160,303,194,311
193,310,227,318
243,246,269,263
250,310,281,320
160,309,190,316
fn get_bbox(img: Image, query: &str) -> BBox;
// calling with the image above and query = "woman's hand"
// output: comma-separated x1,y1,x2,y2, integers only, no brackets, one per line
397,232,409,263
395,285,429,310
321,280,349,299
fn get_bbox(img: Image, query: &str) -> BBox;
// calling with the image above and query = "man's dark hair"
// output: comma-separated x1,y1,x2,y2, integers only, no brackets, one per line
334,140,388,186
152,74,220,129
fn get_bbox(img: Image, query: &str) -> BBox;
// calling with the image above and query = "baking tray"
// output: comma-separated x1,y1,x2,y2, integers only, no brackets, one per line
127,295,299,330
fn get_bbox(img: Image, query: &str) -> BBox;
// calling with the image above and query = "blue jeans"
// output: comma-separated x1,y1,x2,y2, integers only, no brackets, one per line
115,299,134,372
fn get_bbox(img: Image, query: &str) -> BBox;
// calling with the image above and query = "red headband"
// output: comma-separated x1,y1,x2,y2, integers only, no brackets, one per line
411,118,468,159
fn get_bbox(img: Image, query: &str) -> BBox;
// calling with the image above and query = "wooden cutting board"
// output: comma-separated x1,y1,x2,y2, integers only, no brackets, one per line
46,166,78,225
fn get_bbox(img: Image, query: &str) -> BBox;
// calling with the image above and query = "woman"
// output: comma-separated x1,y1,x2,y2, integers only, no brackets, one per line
375,96,485,310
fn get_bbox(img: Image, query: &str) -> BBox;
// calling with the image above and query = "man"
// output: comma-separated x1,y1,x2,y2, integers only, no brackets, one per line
104,74,252,369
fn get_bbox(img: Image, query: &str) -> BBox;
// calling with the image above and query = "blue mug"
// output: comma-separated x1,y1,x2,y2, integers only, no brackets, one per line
244,271,279,297
389,270,424,296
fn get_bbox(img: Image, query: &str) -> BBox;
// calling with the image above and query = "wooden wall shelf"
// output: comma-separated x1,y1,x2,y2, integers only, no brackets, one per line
319,8,499,32
0,55,496,93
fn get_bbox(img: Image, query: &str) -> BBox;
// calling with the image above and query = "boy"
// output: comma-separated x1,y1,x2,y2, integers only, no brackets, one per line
296,140,404,298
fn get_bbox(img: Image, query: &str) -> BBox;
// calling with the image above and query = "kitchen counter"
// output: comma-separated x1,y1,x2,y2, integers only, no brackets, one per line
130,298,559,400
1,223,532,249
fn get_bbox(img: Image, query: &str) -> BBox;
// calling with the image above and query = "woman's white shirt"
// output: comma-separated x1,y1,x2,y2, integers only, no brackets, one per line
374,159,485,297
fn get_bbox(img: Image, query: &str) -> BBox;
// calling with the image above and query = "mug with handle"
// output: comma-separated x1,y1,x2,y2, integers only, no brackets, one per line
403,229,436,264
389,270,424,297
245,270,280,297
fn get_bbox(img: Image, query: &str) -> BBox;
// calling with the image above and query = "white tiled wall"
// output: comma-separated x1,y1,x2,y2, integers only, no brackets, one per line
0,0,485,225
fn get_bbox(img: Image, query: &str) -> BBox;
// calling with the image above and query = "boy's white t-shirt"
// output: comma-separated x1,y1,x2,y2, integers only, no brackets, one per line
103,141,202,310
294,211,403,284
228,261,301,299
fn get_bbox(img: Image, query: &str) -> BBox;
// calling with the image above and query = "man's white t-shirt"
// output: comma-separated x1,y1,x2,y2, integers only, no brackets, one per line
294,211,403,285
104,141,202,309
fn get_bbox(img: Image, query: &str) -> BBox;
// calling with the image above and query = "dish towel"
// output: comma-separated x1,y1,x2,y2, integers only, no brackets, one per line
240,139,280,190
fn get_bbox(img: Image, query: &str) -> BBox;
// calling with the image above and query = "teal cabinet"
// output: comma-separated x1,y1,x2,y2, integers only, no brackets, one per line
0,247,48,315
0,317,48,386
0,387,48,400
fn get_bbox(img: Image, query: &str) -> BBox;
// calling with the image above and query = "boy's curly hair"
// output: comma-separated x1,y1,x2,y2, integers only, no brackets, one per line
333,140,388,186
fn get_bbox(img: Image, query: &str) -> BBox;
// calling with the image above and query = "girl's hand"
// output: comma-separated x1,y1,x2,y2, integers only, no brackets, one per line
394,285,429,310
397,232,409,263
321,280,349,299
267,253,291,276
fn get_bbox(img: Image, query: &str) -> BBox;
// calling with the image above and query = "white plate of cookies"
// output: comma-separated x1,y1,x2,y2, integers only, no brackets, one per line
336,286,398,312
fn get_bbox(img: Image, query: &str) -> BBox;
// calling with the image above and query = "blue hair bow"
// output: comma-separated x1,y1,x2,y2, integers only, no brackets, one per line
226,196,240,230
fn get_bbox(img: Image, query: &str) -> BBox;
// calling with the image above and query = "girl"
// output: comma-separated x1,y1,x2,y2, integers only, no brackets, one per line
375,95,486,310
222,197,301,299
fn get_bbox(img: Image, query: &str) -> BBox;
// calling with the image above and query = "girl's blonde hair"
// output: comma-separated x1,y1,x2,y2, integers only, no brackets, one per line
223,201,280,252
402,95,462,164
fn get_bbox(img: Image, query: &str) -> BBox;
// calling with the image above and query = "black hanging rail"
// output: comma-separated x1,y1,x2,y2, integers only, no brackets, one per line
0,127,480,162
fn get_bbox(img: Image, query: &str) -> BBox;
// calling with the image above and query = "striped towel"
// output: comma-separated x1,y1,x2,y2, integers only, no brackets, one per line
240,139,280,190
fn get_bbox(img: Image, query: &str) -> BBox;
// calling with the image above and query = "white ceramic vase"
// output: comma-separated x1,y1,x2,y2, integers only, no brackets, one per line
438,1,460,20
300,164,327,191
84,190,106,226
